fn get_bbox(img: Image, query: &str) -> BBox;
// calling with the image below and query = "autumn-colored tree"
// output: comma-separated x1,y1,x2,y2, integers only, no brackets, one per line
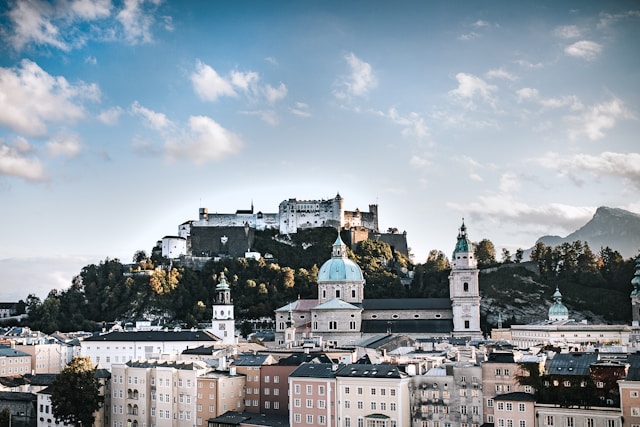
51,356,103,426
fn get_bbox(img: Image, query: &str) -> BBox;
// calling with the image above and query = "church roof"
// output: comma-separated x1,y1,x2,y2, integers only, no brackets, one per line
317,234,364,283
363,298,452,310
274,299,318,312
361,319,453,334
312,298,361,310
452,220,472,258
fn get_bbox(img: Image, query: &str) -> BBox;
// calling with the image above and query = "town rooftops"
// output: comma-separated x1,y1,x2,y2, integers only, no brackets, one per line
546,352,599,376
362,298,452,310
208,410,289,426
290,362,341,378
82,330,220,342
494,392,536,402
234,353,272,366
125,359,208,370
0,346,30,357
334,363,407,379
276,352,333,366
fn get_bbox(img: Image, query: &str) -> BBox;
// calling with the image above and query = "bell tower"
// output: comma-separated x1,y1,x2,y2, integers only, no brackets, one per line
211,272,235,344
449,220,482,340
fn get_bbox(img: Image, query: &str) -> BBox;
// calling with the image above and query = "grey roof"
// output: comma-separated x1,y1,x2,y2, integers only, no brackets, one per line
312,298,361,310
546,352,599,376
363,298,452,310
0,346,30,357
276,353,333,366
290,363,341,378
361,319,453,334
208,410,289,426
494,392,536,402
125,360,208,370
0,391,36,402
486,352,516,363
234,353,271,366
334,363,407,379
83,330,219,342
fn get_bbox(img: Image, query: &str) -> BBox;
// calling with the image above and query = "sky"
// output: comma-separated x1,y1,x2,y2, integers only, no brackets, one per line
0,0,639,301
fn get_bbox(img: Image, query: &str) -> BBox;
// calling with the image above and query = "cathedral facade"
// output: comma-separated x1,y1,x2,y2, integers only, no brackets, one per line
274,222,483,347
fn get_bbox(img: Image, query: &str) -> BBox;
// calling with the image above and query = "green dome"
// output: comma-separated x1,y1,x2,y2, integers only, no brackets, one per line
318,235,364,283
548,286,569,320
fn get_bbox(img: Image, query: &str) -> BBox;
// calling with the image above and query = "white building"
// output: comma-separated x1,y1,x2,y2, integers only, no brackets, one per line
81,330,220,370
210,273,236,345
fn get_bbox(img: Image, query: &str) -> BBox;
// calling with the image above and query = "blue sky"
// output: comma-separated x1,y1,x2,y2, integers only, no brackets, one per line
1,0,639,301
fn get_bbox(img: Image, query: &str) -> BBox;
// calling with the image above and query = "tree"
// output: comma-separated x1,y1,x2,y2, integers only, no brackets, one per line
501,248,512,264
475,239,497,267
424,250,449,272
514,248,524,263
51,356,103,426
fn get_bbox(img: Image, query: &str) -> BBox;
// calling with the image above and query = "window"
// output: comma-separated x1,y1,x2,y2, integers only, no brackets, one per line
294,384,301,394
345,417,351,427
497,402,505,411
318,399,326,409
319,415,326,425
487,399,494,407
465,320,470,329
306,414,313,425
371,402,376,410
264,401,270,409
345,400,350,409
370,388,376,396
631,391,639,398
294,398,301,407
390,402,396,411
306,399,313,408
606,421,615,427
357,401,363,409
294,413,301,423
357,387,363,395
519,403,526,412
567,417,575,427
390,389,396,396
274,375,279,383
380,402,386,410
586,420,595,427
274,401,279,409
520,422,526,427
546,416,555,426
306,385,312,395
506,403,513,411
345,386,350,394
632,408,640,416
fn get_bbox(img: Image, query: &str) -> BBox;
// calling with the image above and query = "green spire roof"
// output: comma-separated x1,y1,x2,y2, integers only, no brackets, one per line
631,254,640,296
452,219,472,258
216,273,230,291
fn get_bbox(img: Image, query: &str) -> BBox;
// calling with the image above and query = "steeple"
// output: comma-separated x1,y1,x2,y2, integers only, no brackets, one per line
331,233,348,258
211,272,235,344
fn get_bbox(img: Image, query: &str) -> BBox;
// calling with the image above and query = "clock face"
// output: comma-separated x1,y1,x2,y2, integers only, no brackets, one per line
219,323,226,330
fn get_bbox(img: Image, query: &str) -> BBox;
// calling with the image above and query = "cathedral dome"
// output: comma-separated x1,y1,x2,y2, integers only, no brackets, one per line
318,235,364,283
548,286,569,321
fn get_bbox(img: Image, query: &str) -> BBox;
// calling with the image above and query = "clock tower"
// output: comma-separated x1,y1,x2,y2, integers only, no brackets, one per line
449,220,483,340
211,273,235,344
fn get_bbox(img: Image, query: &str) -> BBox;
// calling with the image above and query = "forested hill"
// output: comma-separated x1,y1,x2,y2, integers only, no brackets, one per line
12,227,638,335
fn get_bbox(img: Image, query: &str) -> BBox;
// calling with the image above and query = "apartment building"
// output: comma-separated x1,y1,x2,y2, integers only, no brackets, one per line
233,353,276,413
618,353,640,426
195,369,246,426
289,363,338,427
492,392,535,427
110,360,209,427
482,351,539,424
0,346,31,378
411,362,483,427
15,340,72,374
335,364,411,427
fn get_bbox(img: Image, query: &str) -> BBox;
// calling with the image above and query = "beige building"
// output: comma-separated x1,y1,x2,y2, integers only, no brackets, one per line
335,364,411,427
15,341,71,374
0,346,31,377
493,392,535,427
535,404,622,427
618,353,640,427
289,363,338,427
195,369,245,426
111,360,209,427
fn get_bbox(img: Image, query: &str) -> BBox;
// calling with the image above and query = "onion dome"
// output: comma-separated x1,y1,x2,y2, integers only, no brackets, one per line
548,286,569,321
317,234,364,283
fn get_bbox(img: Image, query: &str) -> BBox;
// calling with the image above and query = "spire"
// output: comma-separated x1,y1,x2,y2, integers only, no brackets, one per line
452,219,472,257
331,232,348,258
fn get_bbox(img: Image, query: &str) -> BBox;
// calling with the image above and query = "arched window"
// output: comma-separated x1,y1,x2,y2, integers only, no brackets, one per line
463,282,469,292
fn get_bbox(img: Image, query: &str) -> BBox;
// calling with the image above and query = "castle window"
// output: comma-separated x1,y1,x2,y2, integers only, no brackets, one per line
392,314,399,319
352,289,356,298
329,321,337,330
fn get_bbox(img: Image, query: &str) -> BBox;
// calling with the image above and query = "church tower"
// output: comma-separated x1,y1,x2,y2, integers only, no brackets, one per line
449,220,483,340
630,255,640,326
211,273,235,344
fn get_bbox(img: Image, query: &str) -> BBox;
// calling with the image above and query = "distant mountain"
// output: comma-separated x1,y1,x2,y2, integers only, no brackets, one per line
536,207,640,258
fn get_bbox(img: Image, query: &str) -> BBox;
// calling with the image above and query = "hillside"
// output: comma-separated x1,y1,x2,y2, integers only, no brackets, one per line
536,207,640,259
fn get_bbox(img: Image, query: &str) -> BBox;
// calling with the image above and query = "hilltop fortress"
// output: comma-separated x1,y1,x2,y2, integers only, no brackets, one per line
161,193,408,261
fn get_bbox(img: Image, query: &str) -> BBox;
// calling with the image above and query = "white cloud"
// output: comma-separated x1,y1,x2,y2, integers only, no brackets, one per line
387,108,428,139
165,116,243,164
516,87,539,102
97,106,124,125
191,61,237,102
229,70,260,94
84,55,97,65
131,101,172,130
0,139,48,181
117,0,160,44
449,73,496,108
448,195,595,232
264,83,288,104
485,68,516,81
0,59,98,137
409,155,431,169
473,20,491,28
553,25,582,39
534,151,640,189
498,172,521,193
4,0,113,51
565,40,603,61
290,102,311,117
469,173,483,182
46,133,83,157
516,87,583,111
514,59,544,69
458,32,480,41
597,10,640,29
566,98,634,141
334,52,377,100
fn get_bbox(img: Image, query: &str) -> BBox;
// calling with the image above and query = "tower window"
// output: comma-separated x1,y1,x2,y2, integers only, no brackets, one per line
463,282,469,292
352,289,356,298
465,320,470,329
335,289,340,298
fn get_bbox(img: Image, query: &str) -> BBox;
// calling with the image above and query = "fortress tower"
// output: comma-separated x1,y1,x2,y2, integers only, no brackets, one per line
449,220,483,340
